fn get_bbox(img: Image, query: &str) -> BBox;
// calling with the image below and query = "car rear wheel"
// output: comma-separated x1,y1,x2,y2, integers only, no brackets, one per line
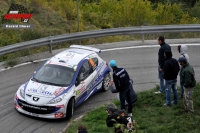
66,97,75,120
102,72,111,91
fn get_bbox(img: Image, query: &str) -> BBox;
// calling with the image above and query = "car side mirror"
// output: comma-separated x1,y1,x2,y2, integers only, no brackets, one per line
75,79,80,86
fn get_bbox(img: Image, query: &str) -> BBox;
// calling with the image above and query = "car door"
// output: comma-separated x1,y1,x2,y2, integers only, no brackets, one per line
74,60,96,104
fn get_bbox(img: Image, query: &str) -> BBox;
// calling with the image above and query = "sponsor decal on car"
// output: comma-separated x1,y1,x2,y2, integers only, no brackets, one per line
88,72,104,93
76,85,86,95
54,88,65,96
65,53,76,58
55,104,65,108
96,62,104,72
28,88,53,96
39,84,48,91
19,101,48,111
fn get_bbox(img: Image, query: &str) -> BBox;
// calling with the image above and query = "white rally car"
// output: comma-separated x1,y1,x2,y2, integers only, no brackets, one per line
14,45,111,119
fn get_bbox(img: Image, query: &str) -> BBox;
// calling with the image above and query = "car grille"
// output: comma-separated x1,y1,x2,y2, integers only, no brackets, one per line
18,99,56,114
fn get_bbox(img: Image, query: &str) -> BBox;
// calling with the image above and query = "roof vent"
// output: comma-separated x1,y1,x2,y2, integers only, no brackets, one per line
59,60,66,63
70,45,101,53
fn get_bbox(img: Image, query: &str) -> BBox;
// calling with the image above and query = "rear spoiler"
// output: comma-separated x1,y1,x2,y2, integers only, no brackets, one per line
70,45,101,53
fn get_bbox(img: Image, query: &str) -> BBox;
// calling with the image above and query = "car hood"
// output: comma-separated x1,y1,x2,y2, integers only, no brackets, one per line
24,80,68,105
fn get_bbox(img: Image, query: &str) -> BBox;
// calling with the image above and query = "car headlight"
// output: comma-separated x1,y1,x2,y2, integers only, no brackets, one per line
48,97,63,104
20,89,25,98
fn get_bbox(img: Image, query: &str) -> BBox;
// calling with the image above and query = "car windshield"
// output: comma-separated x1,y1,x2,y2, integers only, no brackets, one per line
32,64,75,87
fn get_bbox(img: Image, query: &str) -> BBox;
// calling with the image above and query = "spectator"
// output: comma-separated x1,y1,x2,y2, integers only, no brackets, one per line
155,36,171,94
109,60,133,117
77,124,88,133
106,103,132,133
177,45,189,98
116,79,137,108
178,57,196,112
163,50,180,106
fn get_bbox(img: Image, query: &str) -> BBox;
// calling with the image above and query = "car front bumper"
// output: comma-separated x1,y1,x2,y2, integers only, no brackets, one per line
14,94,67,119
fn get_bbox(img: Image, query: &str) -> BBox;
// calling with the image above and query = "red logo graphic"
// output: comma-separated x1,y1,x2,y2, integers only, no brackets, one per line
4,11,33,23
55,104,65,108
54,88,65,96
3,3,33,23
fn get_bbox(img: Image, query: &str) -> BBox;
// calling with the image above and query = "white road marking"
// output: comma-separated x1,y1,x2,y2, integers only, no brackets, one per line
0,43,199,72
101,43,200,52
60,115,84,133
0,58,49,72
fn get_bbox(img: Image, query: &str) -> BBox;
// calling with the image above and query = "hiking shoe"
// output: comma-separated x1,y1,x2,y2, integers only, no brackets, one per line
128,113,133,117
190,110,195,113
163,103,171,106
154,91,161,94
178,95,183,99
171,101,177,105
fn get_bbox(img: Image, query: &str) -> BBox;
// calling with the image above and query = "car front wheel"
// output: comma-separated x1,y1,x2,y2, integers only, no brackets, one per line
66,97,75,120
102,72,111,91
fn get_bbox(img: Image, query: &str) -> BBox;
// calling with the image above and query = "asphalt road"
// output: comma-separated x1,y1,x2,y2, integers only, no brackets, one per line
0,44,199,133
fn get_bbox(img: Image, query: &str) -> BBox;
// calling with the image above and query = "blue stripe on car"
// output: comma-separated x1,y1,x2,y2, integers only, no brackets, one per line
51,107,61,113
24,81,29,96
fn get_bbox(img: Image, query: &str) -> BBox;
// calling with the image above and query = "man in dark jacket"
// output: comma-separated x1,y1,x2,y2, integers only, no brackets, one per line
106,103,129,127
178,57,196,112
155,36,171,94
163,50,180,106
77,125,88,133
106,103,133,133
177,45,189,98
109,60,133,117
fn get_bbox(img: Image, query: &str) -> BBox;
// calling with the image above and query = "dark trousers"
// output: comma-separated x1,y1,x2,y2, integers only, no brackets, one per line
119,86,132,113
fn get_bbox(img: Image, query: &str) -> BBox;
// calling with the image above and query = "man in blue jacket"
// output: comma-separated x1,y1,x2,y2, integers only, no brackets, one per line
109,60,133,117
155,36,171,94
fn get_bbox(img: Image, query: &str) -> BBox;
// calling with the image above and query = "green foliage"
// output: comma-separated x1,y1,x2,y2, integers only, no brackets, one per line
80,0,199,28
149,0,199,8
20,30,44,41
0,0,200,62
189,1,200,18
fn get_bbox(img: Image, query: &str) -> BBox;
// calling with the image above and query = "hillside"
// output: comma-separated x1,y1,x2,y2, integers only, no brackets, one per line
0,0,200,62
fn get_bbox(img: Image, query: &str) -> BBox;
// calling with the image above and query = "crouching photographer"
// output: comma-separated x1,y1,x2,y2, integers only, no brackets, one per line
106,103,135,133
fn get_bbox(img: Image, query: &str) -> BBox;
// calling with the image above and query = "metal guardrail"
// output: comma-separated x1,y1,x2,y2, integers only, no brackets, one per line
1,24,200,56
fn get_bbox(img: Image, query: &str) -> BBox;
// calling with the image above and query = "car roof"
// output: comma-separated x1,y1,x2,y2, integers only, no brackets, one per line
46,48,97,67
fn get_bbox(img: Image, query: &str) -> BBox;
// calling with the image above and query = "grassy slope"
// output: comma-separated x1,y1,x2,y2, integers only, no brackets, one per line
66,84,200,133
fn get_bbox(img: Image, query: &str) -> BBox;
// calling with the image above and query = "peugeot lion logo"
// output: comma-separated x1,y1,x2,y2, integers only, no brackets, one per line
33,97,39,101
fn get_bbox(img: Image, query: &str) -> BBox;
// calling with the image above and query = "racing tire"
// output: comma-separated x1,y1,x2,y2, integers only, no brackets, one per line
66,97,75,120
102,72,111,91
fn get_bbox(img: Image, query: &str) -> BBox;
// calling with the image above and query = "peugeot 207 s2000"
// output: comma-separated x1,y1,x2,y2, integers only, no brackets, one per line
14,45,111,119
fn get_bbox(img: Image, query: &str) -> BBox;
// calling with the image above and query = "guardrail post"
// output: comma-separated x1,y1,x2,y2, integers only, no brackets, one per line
141,25,144,43
49,36,53,53
142,33,144,43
